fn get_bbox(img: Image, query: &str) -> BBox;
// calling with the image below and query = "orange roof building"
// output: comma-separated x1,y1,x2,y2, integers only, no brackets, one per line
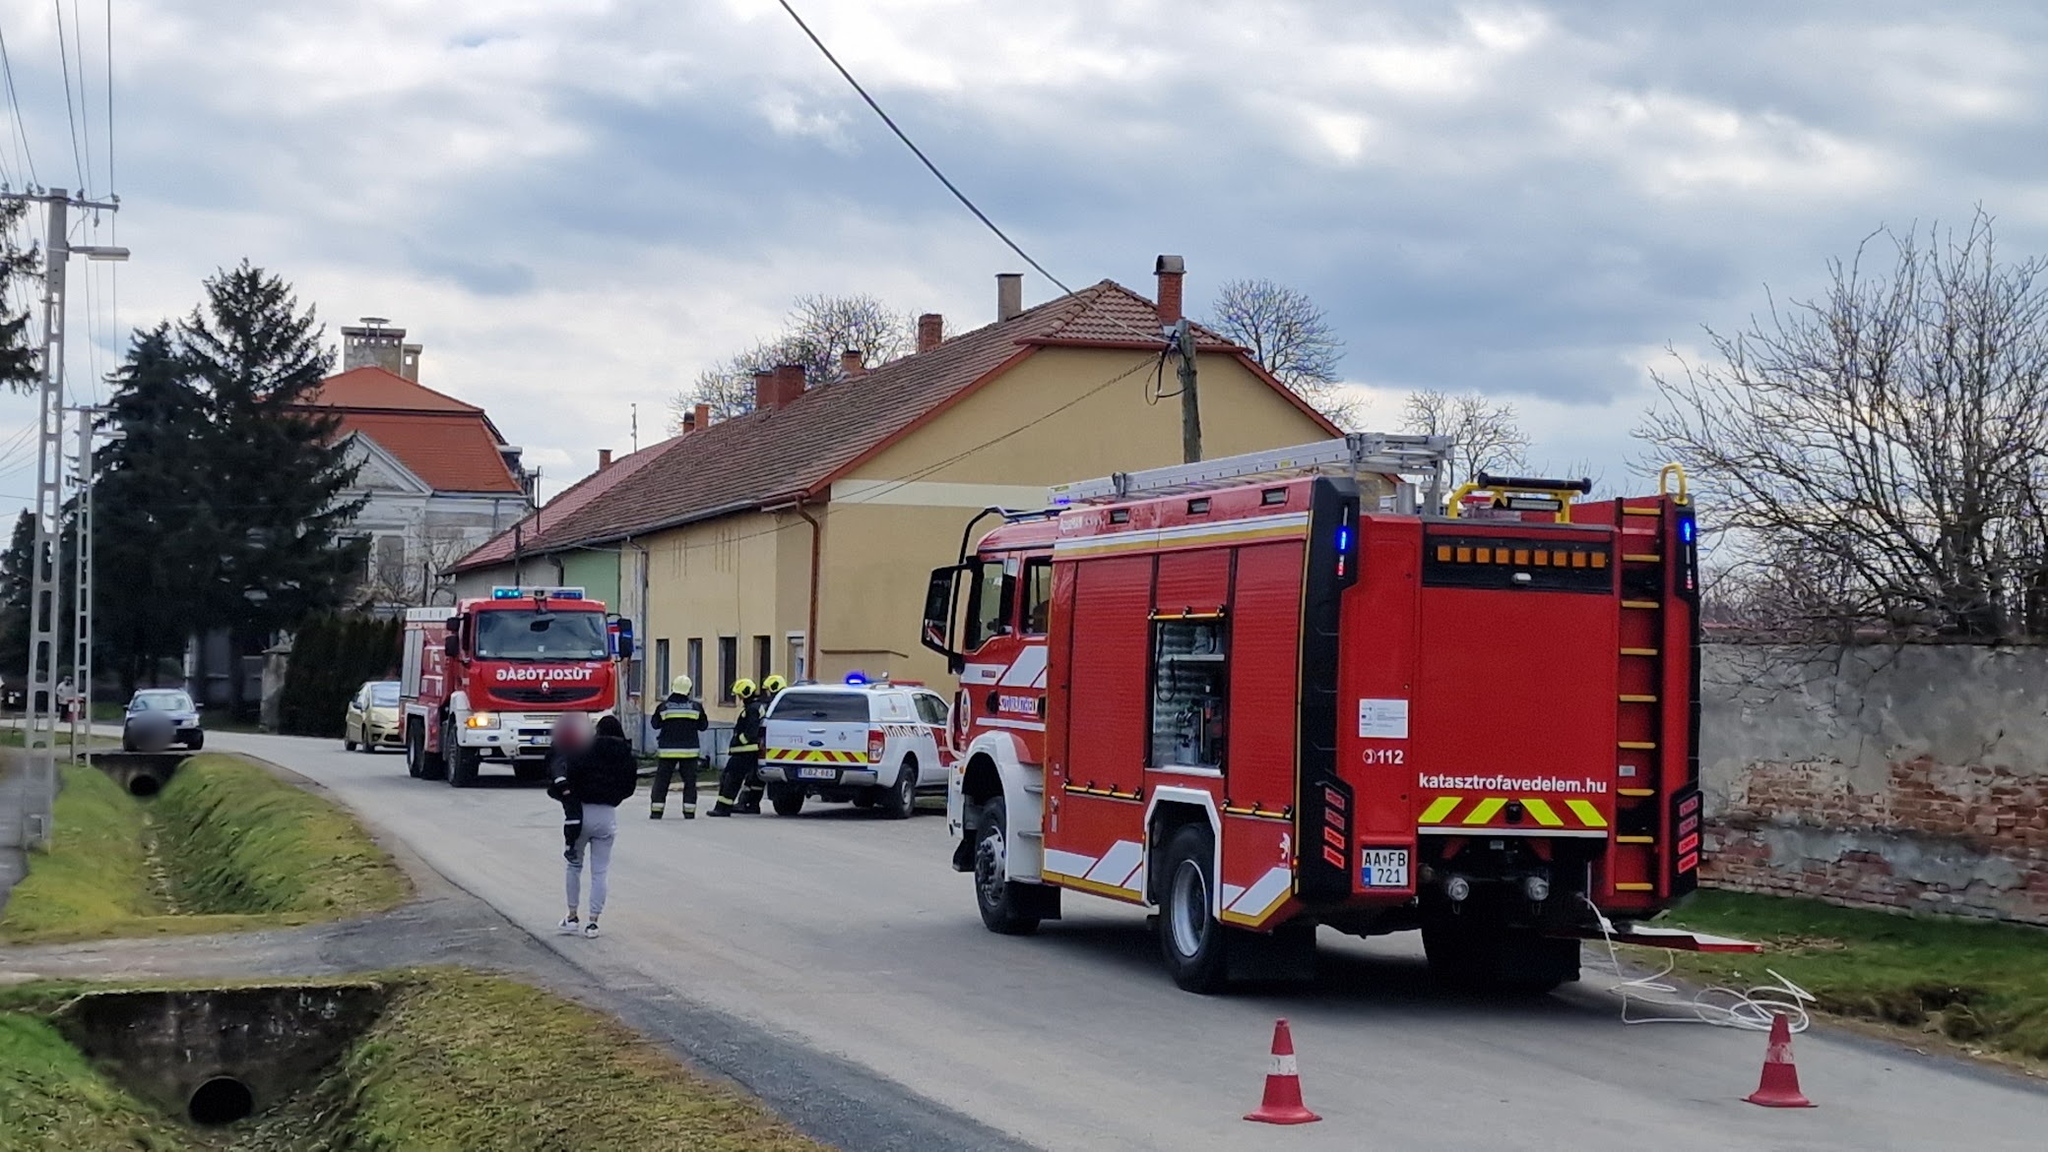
308,323,535,607
453,261,1346,710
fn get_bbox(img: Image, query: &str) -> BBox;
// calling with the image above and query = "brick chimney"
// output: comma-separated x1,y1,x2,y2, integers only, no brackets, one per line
597,448,613,471
752,369,776,411
1155,255,1185,326
772,363,806,408
694,402,711,430
682,411,696,432
917,312,944,353
839,349,865,378
996,273,1023,321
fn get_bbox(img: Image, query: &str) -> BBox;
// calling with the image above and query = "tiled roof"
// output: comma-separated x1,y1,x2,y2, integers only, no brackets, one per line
452,280,1334,567
307,366,482,413
302,365,523,494
338,411,526,494
453,440,669,570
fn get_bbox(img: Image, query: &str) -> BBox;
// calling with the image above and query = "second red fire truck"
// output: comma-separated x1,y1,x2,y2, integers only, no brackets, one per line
923,435,1706,992
400,587,633,788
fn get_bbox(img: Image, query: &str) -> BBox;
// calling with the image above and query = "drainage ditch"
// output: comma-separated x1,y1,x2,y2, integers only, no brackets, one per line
85,750,190,798
53,982,388,1127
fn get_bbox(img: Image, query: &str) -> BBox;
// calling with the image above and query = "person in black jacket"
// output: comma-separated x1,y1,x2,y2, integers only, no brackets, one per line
709,678,763,816
558,714,638,939
649,675,706,819
546,713,594,862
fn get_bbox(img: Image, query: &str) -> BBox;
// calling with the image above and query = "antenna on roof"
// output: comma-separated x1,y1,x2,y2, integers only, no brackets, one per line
631,403,639,453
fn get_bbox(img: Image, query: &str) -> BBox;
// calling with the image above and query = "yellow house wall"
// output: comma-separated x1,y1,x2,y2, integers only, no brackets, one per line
639,509,808,722
814,346,1336,686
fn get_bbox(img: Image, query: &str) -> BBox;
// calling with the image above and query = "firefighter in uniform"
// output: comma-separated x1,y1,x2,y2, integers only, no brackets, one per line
649,675,705,819
709,678,764,816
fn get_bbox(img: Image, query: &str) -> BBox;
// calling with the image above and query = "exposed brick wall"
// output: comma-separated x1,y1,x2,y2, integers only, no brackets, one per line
1700,644,2048,925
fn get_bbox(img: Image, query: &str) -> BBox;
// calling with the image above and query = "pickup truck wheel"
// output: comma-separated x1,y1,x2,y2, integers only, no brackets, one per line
443,719,479,789
769,786,805,817
885,759,917,819
974,796,1041,936
1158,822,1229,993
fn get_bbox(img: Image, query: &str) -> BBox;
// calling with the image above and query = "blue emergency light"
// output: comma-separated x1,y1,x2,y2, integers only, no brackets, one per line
1678,516,1696,545
845,671,868,684
490,586,586,600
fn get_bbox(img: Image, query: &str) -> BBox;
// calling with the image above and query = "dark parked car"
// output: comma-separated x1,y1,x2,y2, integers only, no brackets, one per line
124,689,203,751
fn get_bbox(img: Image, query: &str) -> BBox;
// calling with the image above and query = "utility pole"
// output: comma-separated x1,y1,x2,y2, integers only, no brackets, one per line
1172,317,1201,463
3,187,127,846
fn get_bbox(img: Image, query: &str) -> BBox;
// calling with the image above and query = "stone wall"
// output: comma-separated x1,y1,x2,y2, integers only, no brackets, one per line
1699,642,2048,924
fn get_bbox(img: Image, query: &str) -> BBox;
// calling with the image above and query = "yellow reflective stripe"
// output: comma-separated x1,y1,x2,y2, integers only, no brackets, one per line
656,750,701,758
1566,799,1608,828
1520,798,1564,827
1462,798,1507,825
1418,796,1461,824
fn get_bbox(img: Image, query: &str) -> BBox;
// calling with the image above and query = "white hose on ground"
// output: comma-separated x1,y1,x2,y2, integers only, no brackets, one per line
1583,897,1814,1033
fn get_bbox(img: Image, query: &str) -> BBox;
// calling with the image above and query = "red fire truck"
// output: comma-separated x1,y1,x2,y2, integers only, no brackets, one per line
923,435,1706,992
400,587,633,788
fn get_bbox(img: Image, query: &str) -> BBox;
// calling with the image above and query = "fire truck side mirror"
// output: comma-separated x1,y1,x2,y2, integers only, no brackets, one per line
443,633,459,658
920,564,966,673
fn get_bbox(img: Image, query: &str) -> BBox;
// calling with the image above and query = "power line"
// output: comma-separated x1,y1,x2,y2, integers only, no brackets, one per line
772,0,1073,298
67,0,91,195
0,20,38,186
51,0,84,192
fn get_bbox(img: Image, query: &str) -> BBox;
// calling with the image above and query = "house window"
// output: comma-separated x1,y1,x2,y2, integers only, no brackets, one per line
1149,617,1228,769
1021,558,1053,636
787,635,807,683
686,639,703,697
375,535,407,580
753,635,772,683
654,639,671,694
717,636,738,704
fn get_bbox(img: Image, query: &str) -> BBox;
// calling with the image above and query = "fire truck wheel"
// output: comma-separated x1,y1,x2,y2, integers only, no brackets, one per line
973,796,1040,936
885,761,917,819
1158,823,1229,992
443,719,480,788
769,786,806,817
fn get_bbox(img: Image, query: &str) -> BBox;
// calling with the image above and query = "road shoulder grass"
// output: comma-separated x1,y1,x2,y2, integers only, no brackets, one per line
0,971,828,1152
1651,889,2048,1068
0,754,408,944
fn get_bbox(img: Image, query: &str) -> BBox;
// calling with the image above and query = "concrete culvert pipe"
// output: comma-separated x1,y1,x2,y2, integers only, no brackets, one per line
127,774,161,798
187,1076,254,1125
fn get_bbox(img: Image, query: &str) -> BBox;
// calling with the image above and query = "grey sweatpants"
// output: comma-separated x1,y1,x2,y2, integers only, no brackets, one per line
564,803,618,918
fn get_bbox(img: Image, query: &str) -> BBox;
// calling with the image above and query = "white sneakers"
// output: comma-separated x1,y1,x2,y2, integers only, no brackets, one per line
583,920,602,939
559,914,602,938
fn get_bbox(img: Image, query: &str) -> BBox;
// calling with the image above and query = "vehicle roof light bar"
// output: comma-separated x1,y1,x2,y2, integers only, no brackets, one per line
1047,433,1454,506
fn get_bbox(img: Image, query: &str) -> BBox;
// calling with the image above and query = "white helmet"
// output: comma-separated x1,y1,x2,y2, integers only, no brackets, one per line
670,674,693,696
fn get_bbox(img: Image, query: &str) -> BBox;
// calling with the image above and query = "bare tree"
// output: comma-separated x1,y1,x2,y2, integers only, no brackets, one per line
1207,278,1354,426
672,294,914,424
1638,210,2048,641
1399,390,1531,489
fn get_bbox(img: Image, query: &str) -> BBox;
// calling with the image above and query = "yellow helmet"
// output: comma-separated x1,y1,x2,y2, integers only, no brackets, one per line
732,677,758,699
762,673,787,694
670,675,693,696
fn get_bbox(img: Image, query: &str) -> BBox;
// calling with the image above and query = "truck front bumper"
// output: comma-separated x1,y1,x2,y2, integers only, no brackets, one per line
456,711,613,757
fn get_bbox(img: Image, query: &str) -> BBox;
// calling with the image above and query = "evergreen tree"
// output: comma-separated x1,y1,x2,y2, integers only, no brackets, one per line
0,198,41,391
0,511,32,677
93,324,211,691
177,261,367,642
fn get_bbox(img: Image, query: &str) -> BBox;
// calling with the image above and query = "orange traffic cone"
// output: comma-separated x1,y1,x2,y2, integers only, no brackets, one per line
1245,1018,1322,1125
1744,1013,1815,1108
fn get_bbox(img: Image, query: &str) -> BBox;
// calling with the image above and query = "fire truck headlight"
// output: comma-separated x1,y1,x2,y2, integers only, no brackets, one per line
1523,875,1551,903
465,712,499,729
1443,874,1472,904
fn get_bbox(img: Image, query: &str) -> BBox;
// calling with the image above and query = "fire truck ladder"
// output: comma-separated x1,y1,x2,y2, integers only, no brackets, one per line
1047,433,1454,506
1610,474,1685,897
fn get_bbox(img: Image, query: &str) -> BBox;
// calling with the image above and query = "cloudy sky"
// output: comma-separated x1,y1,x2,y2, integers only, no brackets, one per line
0,0,2042,511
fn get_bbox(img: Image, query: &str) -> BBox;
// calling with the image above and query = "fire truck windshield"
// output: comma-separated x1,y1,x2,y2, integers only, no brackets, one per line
473,609,609,661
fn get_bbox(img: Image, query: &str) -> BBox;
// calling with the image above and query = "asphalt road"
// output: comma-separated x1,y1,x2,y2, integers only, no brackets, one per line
208,732,2045,1152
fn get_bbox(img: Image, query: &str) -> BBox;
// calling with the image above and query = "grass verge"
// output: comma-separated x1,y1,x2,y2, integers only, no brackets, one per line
0,755,408,944
0,1011,193,1152
0,971,827,1152
1652,889,2048,1064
